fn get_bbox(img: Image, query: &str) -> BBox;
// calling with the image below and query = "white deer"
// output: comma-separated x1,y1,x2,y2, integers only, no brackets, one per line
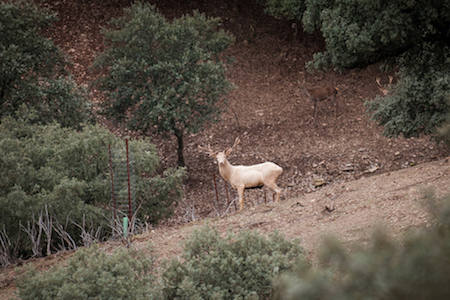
199,138,283,211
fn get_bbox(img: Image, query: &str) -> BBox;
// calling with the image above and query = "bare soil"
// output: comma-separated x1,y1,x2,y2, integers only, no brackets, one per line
1,0,449,298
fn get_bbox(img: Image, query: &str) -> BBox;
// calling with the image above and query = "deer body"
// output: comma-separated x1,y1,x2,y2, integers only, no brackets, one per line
302,85,338,119
199,138,283,210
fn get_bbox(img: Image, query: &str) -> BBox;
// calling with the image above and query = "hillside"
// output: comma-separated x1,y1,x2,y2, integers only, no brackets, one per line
1,0,450,298
1,158,449,299
41,0,449,218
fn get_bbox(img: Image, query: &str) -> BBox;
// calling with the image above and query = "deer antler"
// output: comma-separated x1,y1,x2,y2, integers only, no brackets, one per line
232,137,240,149
198,144,217,157
376,77,382,88
224,137,240,156
376,77,391,96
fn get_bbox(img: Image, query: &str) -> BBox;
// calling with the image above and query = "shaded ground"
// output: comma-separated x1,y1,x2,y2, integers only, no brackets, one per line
1,0,449,298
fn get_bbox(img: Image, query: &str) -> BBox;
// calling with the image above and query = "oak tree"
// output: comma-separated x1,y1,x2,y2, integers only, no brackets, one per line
94,2,235,166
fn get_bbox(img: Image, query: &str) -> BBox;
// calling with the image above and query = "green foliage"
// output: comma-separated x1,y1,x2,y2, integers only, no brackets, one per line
305,0,421,70
94,1,235,166
17,246,159,300
275,192,450,300
162,225,305,300
438,119,450,148
0,0,92,129
258,0,305,22
0,115,186,258
366,43,450,138
260,0,450,138
139,167,187,224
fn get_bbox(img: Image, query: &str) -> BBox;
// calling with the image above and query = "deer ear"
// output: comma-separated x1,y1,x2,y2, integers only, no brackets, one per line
225,148,233,156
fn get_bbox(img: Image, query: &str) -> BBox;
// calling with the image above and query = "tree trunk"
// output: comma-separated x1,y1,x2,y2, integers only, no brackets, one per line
174,129,185,167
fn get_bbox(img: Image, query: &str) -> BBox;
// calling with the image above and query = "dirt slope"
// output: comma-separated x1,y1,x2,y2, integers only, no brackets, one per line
135,157,450,261
1,0,450,298
1,158,449,299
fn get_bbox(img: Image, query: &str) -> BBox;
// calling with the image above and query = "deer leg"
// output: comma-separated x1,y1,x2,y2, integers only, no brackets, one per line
333,95,338,118
266,183,282,202
313,101,318,120
237,188,245,210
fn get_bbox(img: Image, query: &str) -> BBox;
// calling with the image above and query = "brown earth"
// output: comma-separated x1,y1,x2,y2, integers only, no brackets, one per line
1,0,450,298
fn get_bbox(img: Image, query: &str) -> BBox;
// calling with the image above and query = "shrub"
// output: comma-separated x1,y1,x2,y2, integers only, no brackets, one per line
0,115,186,260
17,246,160,300
162,225,305,300
0,0,92,129
366,43,450,138
275,192,450,300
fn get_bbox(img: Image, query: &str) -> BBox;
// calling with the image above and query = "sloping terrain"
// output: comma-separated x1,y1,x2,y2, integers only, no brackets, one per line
1,0,449,298
2,158,449,299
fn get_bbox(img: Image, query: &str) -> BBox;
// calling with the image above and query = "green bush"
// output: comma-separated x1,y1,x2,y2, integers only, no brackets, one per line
162,225,305,300
258,0,305,22
259,0,450,138
17,246,159,300
0,0,92,129
0,115,186,259
275,192,450,300
366,43,450,138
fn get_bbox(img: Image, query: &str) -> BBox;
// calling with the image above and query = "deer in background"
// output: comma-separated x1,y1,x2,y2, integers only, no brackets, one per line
199,138,283,211
300,82,339,120
376,76,393,96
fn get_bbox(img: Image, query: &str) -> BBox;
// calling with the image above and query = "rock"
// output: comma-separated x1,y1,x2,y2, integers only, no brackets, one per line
365,166,379,173
313,178,326,187
342,164,354,172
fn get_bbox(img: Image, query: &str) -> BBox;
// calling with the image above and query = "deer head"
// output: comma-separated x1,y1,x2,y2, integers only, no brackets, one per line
199,137,240,165
376,76,393,96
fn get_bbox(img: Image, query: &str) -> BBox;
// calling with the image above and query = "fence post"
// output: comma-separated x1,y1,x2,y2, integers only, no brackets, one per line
213,173,220,213
126,139,132,221
225,180,230,207
109,145,117,234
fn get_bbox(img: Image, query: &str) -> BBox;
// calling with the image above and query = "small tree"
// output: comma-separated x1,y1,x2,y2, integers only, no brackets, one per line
94,2,235,167
0,0,92,129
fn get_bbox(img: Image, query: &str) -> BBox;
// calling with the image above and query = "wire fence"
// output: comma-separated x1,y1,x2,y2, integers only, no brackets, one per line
109,139,136,237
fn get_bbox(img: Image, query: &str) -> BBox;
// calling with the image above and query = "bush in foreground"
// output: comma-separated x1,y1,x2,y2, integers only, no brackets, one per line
162,225,305,300
17,246,158,300
275,191,450,300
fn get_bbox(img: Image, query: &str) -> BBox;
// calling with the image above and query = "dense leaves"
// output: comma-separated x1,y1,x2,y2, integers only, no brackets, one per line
366,43,450,138
94,1,235,166
17,246,158,300
0,115,186,259
259,0,450,138
0,0,92,129
162,225,305,300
